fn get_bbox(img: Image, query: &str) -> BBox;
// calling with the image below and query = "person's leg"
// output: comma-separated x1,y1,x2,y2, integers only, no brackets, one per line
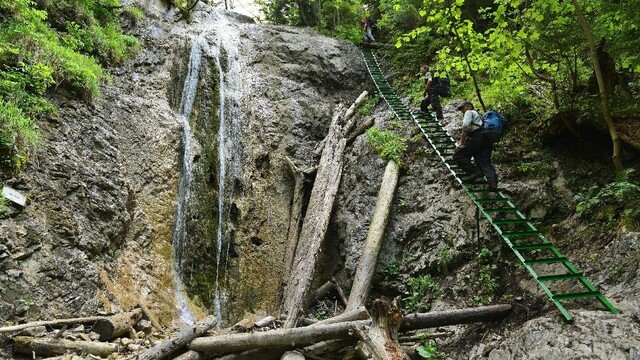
474,141,498,188
454,133,483,177
366,27,375,41
420,97,431,113
429,92,444,120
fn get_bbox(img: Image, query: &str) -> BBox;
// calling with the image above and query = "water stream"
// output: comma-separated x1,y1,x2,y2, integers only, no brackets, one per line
213,38,225,329
171,36,204,325
171,16,243,326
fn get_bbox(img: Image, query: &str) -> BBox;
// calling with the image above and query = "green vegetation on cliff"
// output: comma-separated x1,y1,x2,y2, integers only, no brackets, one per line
0,0,140,170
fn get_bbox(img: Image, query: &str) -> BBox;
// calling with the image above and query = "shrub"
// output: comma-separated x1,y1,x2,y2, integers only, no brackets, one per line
366,126,407,167
0,0,139,170
574,169,640,230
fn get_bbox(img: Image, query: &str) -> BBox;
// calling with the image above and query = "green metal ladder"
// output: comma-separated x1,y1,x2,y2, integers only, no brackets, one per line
361,48,618,321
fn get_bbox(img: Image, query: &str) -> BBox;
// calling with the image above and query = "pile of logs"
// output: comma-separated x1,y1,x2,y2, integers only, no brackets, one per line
0,301,512,359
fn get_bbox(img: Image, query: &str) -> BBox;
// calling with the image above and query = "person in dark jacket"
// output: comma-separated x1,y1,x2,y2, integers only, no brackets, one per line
361,18,376,42
419,65,444,120
453,101,498,189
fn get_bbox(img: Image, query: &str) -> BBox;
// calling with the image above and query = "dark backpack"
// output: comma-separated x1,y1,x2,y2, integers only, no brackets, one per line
431,70,451,97
482,110,507,143
367,18,377,29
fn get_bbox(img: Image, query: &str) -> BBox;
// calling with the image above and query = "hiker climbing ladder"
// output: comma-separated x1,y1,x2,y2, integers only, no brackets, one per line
360,48,618,321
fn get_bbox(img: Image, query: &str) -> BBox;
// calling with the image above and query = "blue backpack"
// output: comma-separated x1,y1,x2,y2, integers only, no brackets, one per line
482,110,507,143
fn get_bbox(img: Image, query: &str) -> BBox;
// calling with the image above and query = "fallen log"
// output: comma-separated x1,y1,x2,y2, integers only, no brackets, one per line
355,297,408,360
172,350,207,360
188,320,367,354
346,118,374,146
0,315,104,334
281,350,305,360
343,91,369,124
93,308,143,341
13,336,118,358
282,106,347,328
400,304,512,331
311,306,369,327
132,315,216,360
346,160,400,311
192,305,511,357
215,348,284,360
308,269,349,305
139,302,162,332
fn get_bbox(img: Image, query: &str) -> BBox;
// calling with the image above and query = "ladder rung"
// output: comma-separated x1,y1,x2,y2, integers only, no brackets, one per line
484,207,518,213
502,230,541,237
512,243,553,251
524,257,568,265
493,219,528,225
537,273,583,282
553,291,601,301
476,197,510,203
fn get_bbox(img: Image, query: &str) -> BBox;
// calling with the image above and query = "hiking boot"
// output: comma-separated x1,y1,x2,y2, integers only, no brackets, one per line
488,182,498,190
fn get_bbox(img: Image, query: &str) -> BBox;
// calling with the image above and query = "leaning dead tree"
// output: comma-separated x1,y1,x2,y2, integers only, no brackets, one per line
281,107,347,328
282,91,369,329
347,160,400,311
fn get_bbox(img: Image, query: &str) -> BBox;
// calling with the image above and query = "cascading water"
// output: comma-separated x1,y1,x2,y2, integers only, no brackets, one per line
211,21,243,328
171,36,205,325
213,40,225,329
170,13,243,327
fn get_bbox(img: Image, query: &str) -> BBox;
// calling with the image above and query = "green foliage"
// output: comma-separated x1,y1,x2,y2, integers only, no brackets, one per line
384,259,400,277
416,340,446,359
257,0,368,44
0,99,40,169
357,94,381,116
404,274,440,312
472,264,499,306
0,193,8,213
0,0,139,169
574,169,640,229
436,248,453,274
477,247,493,260
366,126,407,167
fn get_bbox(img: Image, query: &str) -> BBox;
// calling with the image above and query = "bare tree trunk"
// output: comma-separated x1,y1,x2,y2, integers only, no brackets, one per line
355,298,408,360
400,304,512,331
282,107,347,328
133,315,216,360
571,0,624,171
139,302,163,332
173,350,207,360
281,350,306,359
92,308,143,341
189,320,367,354
0,316,104,334
347,160,400,310
282,157,316,290
13,337,118,358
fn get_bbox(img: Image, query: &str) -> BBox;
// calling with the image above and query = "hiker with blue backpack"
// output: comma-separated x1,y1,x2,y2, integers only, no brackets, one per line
453,101,499,190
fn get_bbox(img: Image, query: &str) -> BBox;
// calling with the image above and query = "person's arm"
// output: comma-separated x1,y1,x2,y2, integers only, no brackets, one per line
458,110,474,145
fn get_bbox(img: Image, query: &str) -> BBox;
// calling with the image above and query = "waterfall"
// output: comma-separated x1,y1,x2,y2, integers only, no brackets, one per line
213,39,225,329
211,21,243,329
171,37,205,325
